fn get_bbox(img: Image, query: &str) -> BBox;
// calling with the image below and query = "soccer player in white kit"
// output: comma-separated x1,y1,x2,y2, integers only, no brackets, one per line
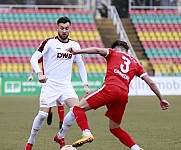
28,57,65,129
24,16,89,150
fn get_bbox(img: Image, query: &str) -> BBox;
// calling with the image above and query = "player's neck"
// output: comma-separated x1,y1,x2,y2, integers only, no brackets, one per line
57,36,69,43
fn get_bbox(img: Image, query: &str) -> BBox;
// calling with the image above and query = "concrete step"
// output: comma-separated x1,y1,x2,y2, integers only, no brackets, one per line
96,18,153,75
96,18,119,48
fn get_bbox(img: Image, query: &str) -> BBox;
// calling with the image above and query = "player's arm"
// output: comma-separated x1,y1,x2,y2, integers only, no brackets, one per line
68,47,108,57
141,75,170,110
28,68,34,81
28,56,43,81
30,51,47,83
75,55,90,93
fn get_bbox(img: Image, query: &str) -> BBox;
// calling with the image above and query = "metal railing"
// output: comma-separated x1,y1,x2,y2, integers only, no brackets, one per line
0,4,90,10
108,5,138,60
129,5,181,10
128,0,181,10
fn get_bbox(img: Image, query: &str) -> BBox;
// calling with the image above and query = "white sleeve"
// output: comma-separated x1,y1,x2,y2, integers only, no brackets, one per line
30,51,43,74
75,54,88,85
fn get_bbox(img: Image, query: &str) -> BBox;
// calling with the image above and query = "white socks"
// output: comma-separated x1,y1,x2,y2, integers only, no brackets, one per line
28,111,48,144
131,144,141,150
58,108,75,138
83,129,91,136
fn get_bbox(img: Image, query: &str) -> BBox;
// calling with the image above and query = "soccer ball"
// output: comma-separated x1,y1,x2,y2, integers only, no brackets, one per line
61,145,77,150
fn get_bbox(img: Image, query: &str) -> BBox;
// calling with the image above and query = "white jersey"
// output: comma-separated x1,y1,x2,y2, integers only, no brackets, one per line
35,36,85,85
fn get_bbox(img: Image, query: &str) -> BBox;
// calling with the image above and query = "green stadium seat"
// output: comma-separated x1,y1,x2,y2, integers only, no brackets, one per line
130,9,181,76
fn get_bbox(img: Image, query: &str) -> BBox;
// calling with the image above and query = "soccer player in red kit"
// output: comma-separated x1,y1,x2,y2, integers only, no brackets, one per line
64,40,170,150
28,57,64,129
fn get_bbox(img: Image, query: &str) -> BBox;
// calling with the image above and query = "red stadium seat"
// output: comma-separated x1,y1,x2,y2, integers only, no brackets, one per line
146,10,157,14
0,56,5,63
83,57,92,64
141,41,149,49
173,58,181,64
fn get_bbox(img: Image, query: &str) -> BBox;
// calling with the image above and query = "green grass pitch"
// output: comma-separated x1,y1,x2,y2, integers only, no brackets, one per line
0,96,180,150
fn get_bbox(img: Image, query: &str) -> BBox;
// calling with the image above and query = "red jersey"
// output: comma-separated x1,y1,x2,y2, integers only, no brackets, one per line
104,49,147,92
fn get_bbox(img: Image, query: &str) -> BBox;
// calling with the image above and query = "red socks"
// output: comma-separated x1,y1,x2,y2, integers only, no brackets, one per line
73,106,89,131
48,106,64,122
110,127,136,148
57,105,64,122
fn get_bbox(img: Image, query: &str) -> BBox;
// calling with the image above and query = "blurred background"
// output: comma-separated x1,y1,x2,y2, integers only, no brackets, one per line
0,2,180,150
0,0,180,96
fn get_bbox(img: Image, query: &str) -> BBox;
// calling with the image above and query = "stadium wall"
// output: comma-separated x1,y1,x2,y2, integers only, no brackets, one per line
0,77,180,96
129,76,181,96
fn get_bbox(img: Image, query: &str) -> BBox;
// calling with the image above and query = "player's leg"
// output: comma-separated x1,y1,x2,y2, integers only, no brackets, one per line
55,84,79,136
54,97,79,148
54,85,79,148
107,89,143,150
56,107,75,138
71,85,113,147
54,84,93,148
24,107,49,150
55,97,94,148
47,107,53,125
57,103,64,129
71,98,94,147
24,83,59,150
109,119,140,150
110,121,143,150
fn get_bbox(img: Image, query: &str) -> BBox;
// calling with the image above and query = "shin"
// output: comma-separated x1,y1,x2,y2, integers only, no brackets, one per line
73,106,89,131
110,127,136,148
28,111,48,143
58,107,75,138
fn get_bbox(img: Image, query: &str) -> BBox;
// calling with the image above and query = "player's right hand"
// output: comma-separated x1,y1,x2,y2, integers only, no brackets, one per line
67,47,76,54
28,74,34,81
160,99,170,110
37,72,48,83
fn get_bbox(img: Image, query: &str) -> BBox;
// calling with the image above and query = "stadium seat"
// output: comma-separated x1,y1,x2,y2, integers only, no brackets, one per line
130,9,181,76
1,8,105,78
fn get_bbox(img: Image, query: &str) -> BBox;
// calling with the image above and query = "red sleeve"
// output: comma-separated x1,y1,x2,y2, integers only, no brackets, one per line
105,48,114,60
37,38,50,53
136,63,146,77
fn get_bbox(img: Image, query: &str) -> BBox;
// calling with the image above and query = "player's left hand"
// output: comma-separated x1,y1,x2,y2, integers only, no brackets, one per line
160,99,170,110
84,84,90,94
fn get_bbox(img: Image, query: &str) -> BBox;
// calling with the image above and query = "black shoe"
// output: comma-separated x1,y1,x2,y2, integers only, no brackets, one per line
47,113,53,125
59,121,63,129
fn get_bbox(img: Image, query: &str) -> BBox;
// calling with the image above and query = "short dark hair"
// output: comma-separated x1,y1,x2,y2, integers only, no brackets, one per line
57,16,71,25
111,40,129,51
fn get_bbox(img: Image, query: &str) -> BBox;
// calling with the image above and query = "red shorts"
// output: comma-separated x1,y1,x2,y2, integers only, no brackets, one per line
85,84,128,124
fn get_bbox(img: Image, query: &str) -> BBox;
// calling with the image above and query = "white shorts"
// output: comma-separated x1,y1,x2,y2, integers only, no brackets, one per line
39,82,78,108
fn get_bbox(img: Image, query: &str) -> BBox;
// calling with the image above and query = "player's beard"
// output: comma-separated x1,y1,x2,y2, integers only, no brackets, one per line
58,33,69,41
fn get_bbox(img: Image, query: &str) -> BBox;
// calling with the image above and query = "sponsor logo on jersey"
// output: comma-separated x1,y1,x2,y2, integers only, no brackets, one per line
57,53,72,59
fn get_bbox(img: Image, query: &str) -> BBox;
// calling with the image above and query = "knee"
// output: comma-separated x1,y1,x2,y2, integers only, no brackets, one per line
109,121,121,134
109,120,120,129
38,111,48,121
67,107,77,118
